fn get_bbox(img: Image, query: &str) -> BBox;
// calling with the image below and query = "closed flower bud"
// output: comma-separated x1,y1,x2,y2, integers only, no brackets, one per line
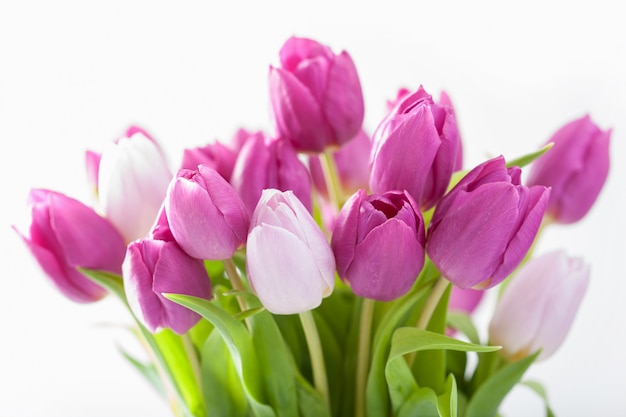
526,115,611,224
180,140,238,182
247,189,335,314
427,156,550,289
489,251,589,361
269,36,364,152
449,286,485,315
97,126,173,242
308,129,372,198
370,86,461,210
123,236,212,334
231,133,312,214
165,165,249,260
332,189,426,301
13,189,126,303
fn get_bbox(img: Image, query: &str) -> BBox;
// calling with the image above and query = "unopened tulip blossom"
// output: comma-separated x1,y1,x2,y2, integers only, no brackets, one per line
489,250,589,361
427,156,550,289
370,86,461,210
165,165,249,260
14,189,126,303
526,115,611,224
230,133,312,214
332,189,425,301
269,36,364,152
123,236,212,334
180,140,238,182
247,189,335,314
96,126,172,242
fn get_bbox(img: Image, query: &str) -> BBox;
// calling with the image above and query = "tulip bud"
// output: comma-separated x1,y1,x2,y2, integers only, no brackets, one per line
165,165,249,260
269,36,364,152
332,189,426,300
231,133,312,214
370,86,461,210
97,126,173,242
13,189,126,303
123,236,212,334
526,115,611,224
308,129,372,198
247,189,335,314
180,140,238,182
489,251,589,361
427,156,550,289
449,286,485,315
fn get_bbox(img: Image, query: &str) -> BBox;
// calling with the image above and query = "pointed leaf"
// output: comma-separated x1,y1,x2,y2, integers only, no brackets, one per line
446,311,481,345
521,380,556,417
506,143,554,168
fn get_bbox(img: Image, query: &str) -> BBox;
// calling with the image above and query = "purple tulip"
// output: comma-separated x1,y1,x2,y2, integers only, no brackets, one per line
449,287,485,314
269,36,364,152
427,156,550,289
230,133,312,214
180,140,238,182
165,165,249,260
246,189,335,314
526,115,611,224
370,86,462,210
13,189,126,303
331,189,426,301
489,251,589,361
308,129,372,198
96,126,172,242
123,235,212,334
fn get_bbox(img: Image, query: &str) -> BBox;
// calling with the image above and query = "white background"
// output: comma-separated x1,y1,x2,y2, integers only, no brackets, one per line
1,1,625,416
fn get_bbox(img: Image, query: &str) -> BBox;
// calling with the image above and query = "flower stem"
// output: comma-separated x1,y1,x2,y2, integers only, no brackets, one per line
223,258,248,311
355,297,376,417
299,310,330,412
182,333,203,396
320,148,343,211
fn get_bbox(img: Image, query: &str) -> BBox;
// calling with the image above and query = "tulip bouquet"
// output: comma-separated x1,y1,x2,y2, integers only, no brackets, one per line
14,36,610,417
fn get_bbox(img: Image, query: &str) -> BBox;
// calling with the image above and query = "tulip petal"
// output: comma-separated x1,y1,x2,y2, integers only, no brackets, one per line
247,224,327,314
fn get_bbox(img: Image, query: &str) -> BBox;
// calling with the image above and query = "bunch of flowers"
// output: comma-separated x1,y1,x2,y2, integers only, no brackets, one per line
14,36,610,417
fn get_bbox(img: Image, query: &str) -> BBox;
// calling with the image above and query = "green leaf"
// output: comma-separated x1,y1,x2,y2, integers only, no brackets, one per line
201,331,247,417
506,142,554,168
397,387,441,417
465,351,540,417
164,293,276,417
437,374,458,417
446,312,481,345
521,380,556,417
386,328,499,415
119,348,165,398
294,372,332,417
79,268,126,302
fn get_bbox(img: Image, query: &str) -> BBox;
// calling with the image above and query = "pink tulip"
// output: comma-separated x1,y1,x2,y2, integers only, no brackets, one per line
165,165,249,260
427,156,550,289
370,86,462,210
180,140,238,182
489,251,589,361
269,36,364,152
14,189,126,303
96,126,172,242
230,133,312,214
123,235,212,334
331,189,425,301
526,115,611,224
449,286,485,314
246,189,335,314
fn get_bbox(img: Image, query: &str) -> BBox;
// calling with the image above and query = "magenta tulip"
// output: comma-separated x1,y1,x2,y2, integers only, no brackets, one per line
246,189,335,314
180,140,238,182
332,189,426,301
96,126,172,242
526,115,611,224
427,156,550,289
230,133,312,214
370,86,461,210
269,36,364,152
123,236,212,334
165,165,249,260
14,189,126,303
489,251,589,361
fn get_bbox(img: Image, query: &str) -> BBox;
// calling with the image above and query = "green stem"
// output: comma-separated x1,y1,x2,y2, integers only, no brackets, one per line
182,333,203,397
320,148,343,211
223,258,248,310
299,310,330,412
355,298,376,417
